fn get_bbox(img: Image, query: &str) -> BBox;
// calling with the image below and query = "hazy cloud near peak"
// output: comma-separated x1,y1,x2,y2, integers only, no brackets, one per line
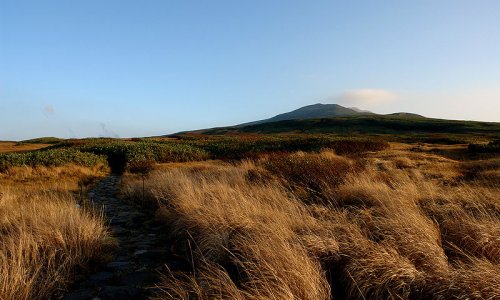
332,89,398,107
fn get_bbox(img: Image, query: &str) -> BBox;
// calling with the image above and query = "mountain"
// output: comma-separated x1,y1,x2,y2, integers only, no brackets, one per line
240,103,373,126
171,103,500,136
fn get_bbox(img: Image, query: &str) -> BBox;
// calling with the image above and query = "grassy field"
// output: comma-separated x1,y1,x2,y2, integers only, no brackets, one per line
0,137,64,153
1,134,498,299
121,139,499,299
0,141,52,153
0,154,114,299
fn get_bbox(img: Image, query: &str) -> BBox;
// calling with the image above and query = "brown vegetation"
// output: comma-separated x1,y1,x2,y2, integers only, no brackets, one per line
0,142,51,153
0,164,109,191
0,165,115,300
122,144,500,299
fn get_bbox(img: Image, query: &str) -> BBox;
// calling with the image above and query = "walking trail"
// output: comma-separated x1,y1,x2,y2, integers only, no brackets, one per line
63,175,185,300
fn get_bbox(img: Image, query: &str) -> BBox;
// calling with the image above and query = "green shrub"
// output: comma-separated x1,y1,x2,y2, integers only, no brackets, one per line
262,151,363,203
19,135,386,173
183,135,388,159
468,139,500,153
0,149,106,172
54,140,209,173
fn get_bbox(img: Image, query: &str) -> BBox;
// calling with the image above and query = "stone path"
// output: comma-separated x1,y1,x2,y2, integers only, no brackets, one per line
63,175,186,300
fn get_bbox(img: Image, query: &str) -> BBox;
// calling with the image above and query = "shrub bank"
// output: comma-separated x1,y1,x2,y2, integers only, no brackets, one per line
0,149,106,172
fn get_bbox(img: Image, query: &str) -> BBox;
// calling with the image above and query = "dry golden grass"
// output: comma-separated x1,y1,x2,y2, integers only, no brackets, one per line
121,145,499,299
0,165,115,300
0,142,51,153
124,164,332,299
0,164,109,191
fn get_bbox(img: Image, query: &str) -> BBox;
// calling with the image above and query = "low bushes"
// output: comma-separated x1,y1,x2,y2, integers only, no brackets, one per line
57,140,209,173
468,139,500,153
183,135,389,160
2,135,387,173
77,141,208,163
261,151,362,203
0,149,106,172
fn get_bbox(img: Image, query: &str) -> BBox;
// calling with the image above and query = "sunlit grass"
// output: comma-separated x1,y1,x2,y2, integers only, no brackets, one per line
0,166,115,300
122,145,500,299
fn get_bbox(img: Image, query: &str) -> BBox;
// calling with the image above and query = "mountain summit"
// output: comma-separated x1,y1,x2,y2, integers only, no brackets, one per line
240,103,373,126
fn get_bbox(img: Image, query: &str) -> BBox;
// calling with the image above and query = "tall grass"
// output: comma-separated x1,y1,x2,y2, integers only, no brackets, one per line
123,164,332,299
0,161,115,300
0,188,115,300
122,149,500,299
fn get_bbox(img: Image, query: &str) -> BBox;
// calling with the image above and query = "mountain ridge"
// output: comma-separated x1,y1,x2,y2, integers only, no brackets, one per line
238,103,377,127
169,103,500,136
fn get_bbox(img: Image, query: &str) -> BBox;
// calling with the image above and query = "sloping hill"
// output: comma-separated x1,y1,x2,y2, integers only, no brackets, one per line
171,103,499,137
190,115,500,136
239,103,373,126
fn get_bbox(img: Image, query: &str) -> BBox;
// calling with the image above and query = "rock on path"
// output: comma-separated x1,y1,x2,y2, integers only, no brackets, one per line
63,175,185,300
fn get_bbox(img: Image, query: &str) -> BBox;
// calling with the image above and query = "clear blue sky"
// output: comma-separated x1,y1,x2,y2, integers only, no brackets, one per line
1,0,499,140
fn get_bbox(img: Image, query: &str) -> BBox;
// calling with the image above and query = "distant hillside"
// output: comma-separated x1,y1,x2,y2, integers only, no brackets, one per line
240,103,373,126
182,115,499,136
21,137,64,144
171,103,499,137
